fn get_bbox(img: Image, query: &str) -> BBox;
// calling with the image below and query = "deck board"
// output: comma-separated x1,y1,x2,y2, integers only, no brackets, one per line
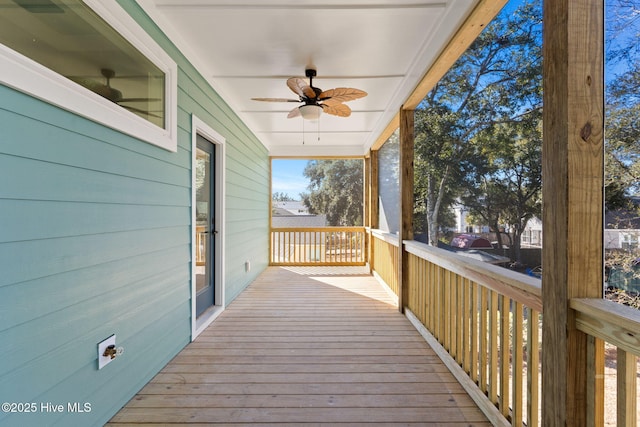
108,266,490,426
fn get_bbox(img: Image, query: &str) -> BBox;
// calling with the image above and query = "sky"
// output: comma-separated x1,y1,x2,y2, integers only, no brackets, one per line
271,159,310,200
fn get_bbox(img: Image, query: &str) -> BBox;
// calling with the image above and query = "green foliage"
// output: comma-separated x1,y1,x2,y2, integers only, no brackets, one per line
272,192,295,202
413,0,542,247
300,159,363,226
606,0,640,67
606,68,640,206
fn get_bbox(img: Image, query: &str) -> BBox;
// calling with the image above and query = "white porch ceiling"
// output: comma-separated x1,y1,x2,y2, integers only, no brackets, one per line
138,0,480,156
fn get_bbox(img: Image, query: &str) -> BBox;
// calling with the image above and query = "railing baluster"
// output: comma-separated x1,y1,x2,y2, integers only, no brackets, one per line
480,286,488,394
489,290,499,405
527,308,540,427
471,281,479,384
500,294,510,418
512,301,524,426
462,277,471,375
617,348,637,427
444,270,451,351
456,276,463,364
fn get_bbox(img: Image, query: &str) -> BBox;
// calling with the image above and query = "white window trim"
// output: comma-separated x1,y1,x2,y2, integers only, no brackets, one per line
191,114,226,340
0,0,178,152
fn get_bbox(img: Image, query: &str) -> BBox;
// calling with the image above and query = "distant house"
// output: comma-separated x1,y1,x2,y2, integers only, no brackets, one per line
522,217,543,248
272,214,327,228
273,201,312,215
604,203,640,251
272,201,327,228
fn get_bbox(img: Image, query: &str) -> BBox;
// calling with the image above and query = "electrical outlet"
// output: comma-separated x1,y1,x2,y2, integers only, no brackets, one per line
98,334,116,370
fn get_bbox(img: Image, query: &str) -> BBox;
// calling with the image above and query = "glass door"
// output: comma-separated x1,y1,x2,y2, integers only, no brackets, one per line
195,135,215,316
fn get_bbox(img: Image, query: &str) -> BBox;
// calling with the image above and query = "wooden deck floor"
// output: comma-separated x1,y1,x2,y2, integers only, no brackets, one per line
108,266,490,426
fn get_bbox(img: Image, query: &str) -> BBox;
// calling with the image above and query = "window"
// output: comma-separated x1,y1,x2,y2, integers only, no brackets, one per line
0,0,177,151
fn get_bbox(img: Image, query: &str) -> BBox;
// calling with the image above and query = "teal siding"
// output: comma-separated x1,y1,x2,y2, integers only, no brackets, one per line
0,1,269,426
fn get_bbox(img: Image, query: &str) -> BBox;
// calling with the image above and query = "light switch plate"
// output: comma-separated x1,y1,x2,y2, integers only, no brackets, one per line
98,334,116,370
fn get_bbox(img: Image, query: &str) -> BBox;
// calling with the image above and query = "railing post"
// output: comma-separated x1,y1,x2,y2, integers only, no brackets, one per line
542,0,605,425
398,106,414,312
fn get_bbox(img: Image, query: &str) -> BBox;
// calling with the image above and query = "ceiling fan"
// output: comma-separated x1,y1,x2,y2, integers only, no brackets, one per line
251,69,367,120
68,68,161,118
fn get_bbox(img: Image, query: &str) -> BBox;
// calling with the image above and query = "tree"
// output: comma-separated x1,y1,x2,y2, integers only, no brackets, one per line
272,192,295,202
462,121,542,262
605,0,640,67
604,0,640,303
300,159,363,226
414,0,542,246
606,68,640,207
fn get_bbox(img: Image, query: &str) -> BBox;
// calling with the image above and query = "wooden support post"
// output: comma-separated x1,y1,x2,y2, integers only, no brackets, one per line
398,107,414,312
364,154,370,229
368,150,379,273
541,1,604,426
268,157,273,265
369,150,379,231
364,154,371,265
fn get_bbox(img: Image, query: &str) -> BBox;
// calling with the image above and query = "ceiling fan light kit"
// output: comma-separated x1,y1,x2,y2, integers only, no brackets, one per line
251,68,367,121
299,104,323,120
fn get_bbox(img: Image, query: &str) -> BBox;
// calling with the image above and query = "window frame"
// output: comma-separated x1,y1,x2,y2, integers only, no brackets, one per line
0,0,178,152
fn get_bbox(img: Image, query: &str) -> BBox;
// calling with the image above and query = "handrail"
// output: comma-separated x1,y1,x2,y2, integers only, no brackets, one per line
571,298,640,356
570,298,639,426
404,240,542,311
370,232,544,426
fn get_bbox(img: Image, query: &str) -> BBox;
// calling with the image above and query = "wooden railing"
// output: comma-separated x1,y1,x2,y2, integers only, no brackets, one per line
370,232,640,425
570,298,640,426
402,240,542,427
371,232,543,426
270,227,366,266
371,230,399,296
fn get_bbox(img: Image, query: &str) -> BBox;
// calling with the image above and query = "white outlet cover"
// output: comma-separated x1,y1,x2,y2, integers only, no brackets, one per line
98,334,116,370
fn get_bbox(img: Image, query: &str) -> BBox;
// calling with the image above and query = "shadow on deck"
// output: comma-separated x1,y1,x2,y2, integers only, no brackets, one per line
108,266,490,426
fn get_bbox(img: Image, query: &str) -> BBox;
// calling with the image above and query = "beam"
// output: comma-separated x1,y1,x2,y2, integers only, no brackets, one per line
541,0,605,425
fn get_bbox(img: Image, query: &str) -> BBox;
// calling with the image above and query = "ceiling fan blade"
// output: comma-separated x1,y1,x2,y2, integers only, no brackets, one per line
321,103,351,117
287,107,301,118
118,97,161,103
121,105,162,119
251,97,300,102
68,76,122,102
287,77,316,99
319,87,367,105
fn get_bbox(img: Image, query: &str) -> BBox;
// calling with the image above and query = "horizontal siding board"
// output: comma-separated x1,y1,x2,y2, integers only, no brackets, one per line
0,155,189,206
0,113,191,188
0,86,190,169
78,316,189,427
0,304,189,427
0,226,189,288
177,73,263,151
1,200,188,243
0,282,189,399
0,265,188,378
1,246,188,332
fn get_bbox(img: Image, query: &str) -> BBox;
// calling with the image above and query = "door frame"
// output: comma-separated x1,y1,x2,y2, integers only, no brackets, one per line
191,114,225,340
